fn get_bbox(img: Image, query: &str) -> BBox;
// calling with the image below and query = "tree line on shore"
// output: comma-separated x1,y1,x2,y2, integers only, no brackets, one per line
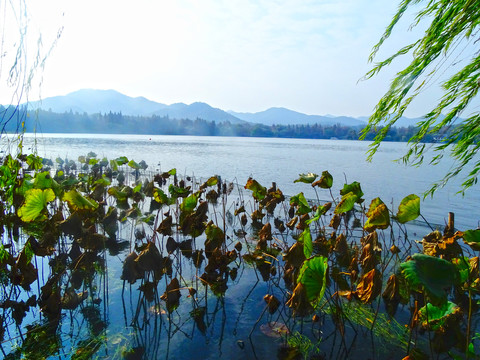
0,105,439,142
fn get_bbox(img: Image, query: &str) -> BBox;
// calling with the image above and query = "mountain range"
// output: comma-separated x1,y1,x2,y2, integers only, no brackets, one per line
27,89,424,128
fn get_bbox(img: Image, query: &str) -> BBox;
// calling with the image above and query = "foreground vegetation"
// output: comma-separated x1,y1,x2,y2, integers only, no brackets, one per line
0,150,479,359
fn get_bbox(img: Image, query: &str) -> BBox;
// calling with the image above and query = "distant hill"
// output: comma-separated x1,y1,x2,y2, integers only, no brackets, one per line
30,89,167,116
29,89,245,124
229,107,366,127
24,89,434,128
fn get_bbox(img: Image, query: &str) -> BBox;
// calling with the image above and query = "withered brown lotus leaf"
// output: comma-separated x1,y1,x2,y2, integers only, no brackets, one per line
156,215,173,236
135,242,162,272
286,216,298,230
264,294,280,314
121,252,143,284
61,289,88,310
329,213,341,230
241,214,248,226
166,236,178,254
259,223,272,242
161,277,181,313
296,214,310,231
355,268,382,304
286,282,314,317
283,242,306,269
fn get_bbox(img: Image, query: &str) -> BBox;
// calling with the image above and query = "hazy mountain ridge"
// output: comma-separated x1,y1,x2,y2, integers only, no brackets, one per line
26,89,428,127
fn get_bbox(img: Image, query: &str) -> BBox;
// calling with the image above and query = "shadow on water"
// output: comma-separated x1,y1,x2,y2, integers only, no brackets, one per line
0,152,477,359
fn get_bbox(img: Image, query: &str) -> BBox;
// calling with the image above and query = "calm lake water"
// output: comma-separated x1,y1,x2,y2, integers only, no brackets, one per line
18,133,480,230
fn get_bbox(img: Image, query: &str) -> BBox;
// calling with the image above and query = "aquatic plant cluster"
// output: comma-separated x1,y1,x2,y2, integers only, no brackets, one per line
1,151,480,359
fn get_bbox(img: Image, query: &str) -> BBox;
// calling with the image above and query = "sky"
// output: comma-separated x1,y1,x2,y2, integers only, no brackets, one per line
1,0,439,117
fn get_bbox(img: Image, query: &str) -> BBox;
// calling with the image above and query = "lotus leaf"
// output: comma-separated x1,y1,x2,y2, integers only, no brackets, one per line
168,184,191,198
161,277,181,313
340,181,363,199
153,188,169,205
298,226,313,258
312,170,333,189
63,190,98,211
356,268,382,304
451,257,470,284
293,172,318,184
396,194,420,224
127,160,141,169
244,178,267,201
334,191,358,214
418,301,461,331
297,256,329,307
463,229,480,251
364,198,390,232
180,192,199,214
400,254,459,305
290,192,311,215
18,188,55,222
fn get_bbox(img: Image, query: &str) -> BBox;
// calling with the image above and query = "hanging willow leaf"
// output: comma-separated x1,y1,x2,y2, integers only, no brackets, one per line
400,254,459,306
396,194,420,223
293,173,318,184
297,256,329,307
18,188,55,222
364,197,390,232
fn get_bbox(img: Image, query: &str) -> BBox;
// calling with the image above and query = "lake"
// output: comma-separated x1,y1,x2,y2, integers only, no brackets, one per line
2,133,479,360
19,133,480,230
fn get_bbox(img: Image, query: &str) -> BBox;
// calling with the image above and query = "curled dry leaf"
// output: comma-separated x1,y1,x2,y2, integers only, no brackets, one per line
355,268,382,304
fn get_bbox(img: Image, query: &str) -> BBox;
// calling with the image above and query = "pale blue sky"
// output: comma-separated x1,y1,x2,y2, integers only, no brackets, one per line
3,0,440,117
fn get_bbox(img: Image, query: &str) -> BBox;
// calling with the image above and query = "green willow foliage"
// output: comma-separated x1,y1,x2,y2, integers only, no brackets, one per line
361,0,480,196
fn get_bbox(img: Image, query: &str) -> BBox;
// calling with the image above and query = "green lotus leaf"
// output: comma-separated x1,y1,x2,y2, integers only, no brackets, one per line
18,188,55,222
298,226,313,258
294,173,318,184
463,229,480,250
297,256,329,307
205,176,218,187
312,171,333,189
133,182,142,193
396,194,420,224
63,190,98,211
168,168,176,176
128,159,141,169
153,188,169,205
244,178,267,201
290,192,312,215
340,181,363,199
180,192,199,214
88,158,99,166
34,171,53,189
169,184,191,198
108,186,129,201
115,156,129,166
334,192,358,214
364,197,390,232
400,254,459,305
451,257,470,284
306,203,331,225
418,301,461,331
